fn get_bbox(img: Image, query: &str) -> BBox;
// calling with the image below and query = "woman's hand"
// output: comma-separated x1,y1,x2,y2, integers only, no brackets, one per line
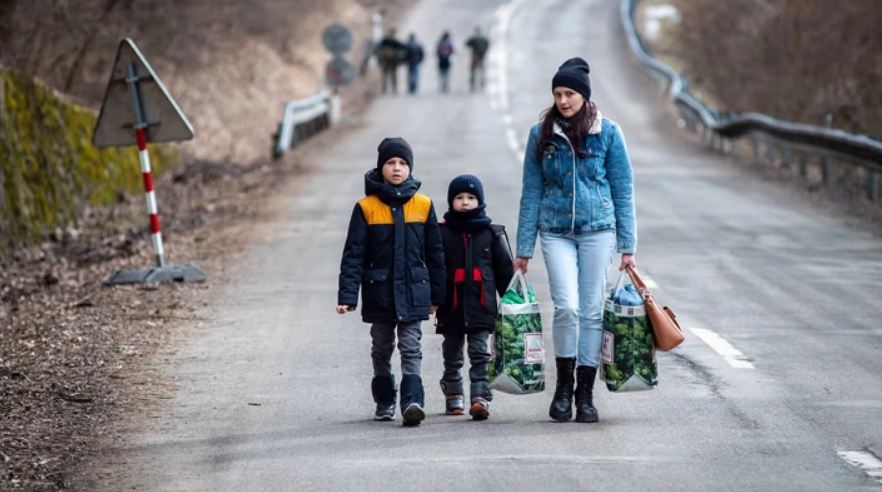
336,305,354,314
513,257,530,273
430,305,438,315
619,253,636,271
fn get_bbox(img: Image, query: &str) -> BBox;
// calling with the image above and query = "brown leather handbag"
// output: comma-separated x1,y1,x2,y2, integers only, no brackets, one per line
625,265,684,351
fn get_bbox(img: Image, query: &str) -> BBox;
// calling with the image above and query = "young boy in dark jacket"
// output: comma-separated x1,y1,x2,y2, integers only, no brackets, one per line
436,174,514,420
337,137,445,427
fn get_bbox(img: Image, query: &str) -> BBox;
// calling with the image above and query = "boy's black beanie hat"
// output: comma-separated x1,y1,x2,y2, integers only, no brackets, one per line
552,57,591,100
447,174,485,207
377,137,414,171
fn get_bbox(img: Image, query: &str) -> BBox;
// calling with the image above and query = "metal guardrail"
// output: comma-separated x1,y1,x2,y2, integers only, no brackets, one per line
620,0,882,200
273,90,333,160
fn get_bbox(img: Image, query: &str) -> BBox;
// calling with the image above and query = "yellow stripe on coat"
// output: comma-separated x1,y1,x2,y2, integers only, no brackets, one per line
359,193,432,225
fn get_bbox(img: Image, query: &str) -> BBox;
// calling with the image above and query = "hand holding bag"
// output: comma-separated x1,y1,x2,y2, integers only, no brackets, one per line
625,265,684,351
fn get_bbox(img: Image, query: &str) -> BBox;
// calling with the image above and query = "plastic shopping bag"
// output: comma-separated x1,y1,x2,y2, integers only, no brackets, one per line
488,271,546,394
600,271,658,392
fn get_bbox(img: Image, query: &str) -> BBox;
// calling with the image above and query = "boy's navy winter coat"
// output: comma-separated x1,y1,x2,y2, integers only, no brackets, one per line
436,223,514,333
338,170,445,323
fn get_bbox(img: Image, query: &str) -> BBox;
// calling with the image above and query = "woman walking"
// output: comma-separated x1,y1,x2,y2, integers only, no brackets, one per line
514,58,637,423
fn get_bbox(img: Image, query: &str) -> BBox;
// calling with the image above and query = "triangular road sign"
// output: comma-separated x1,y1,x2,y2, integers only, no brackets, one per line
92,38,194,148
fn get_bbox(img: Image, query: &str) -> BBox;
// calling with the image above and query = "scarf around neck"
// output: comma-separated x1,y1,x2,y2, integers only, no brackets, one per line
444,204,492,233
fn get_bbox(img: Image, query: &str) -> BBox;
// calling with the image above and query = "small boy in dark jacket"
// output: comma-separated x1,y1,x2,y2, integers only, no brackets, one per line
436,174,514,420
337,137,446,426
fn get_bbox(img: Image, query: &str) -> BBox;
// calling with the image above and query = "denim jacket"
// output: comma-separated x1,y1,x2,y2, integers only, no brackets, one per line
516,115,637,257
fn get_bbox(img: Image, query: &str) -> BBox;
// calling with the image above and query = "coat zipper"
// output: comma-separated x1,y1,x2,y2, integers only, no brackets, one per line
462,232,471,328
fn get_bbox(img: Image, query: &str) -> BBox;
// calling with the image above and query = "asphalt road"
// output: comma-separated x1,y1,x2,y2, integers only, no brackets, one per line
103,0,882,490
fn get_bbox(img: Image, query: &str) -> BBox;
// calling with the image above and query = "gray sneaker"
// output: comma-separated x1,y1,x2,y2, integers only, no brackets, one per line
402,403,426,426
445,395,465,415
374,403,395,421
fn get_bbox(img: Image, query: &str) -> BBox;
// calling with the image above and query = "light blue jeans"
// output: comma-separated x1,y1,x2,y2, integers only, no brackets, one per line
540,229,616,367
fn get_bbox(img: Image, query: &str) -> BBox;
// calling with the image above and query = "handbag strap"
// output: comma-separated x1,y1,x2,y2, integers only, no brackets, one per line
625,265,649,294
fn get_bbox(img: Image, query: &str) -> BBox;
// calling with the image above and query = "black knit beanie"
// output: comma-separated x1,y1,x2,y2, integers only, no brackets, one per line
376,137,414,171
447,174,485,207
551,57,591,100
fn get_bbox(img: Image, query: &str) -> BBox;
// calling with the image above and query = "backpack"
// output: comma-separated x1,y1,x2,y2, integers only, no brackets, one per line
438,39,453,58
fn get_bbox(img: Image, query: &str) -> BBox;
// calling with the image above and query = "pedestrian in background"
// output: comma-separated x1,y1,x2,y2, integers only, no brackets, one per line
465,26,490,92
514,58,637,424
405,33,425,94
377,28,405,94
337,137,446,426
435,174,514,420
436,31,455,93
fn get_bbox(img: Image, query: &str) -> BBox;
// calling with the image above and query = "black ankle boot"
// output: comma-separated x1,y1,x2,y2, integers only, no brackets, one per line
549,357,576,421
575,365,598,423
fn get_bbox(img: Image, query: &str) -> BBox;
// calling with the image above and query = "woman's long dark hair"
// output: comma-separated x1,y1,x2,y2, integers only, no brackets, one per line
536,100,598,160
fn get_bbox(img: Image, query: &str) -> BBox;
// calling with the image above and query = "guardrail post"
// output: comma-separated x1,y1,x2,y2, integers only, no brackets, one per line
798,153,808,178
751,135,760,162
821,155,831,185
765,141,776,165
330,93,341,125
868,170,879,201
781,148,790,171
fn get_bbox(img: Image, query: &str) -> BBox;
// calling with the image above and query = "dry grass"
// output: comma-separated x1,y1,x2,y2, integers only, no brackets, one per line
640,0,882,137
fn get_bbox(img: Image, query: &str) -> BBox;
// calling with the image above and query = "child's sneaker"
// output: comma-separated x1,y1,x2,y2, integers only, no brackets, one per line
374,403,396,421
469,397,490,420
371,374,397,422
445,395,465,415
402,403,426,426
400,374,426,427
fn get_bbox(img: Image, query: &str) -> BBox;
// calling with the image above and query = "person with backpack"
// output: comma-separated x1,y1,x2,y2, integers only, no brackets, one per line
465,26,490,92
377,28,406,94
404,33,425,94
435,174,514,420
436,31,455,93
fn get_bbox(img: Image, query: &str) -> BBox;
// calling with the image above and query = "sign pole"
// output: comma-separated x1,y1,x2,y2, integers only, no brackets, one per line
127,63,166,268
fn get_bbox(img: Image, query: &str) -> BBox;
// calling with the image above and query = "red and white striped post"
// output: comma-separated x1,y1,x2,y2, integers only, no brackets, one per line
134,127,165,267
127,63,165,268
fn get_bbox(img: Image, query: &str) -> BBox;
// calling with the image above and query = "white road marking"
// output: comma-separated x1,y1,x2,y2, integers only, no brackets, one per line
838,450,882,483
505,127,522,158
492,0,522,112
689,327,755,369
492,0,528,165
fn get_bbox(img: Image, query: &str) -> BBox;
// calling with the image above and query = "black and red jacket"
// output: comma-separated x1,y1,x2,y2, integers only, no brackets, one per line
435,223,514,334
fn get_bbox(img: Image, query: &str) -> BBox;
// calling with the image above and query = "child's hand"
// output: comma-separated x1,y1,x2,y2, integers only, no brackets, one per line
336,305,354,314
430,305,438,315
